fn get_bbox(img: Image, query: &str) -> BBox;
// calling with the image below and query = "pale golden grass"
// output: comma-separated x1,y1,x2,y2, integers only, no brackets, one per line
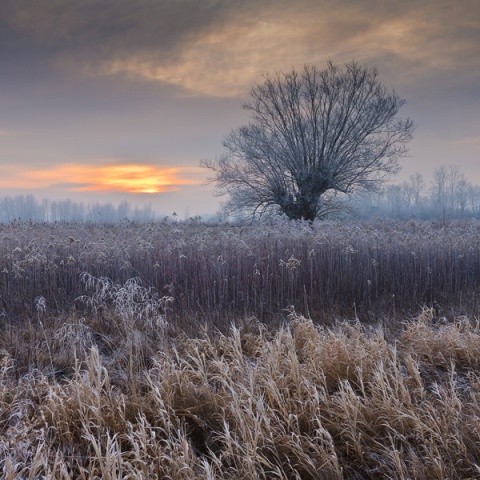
1,310,480,479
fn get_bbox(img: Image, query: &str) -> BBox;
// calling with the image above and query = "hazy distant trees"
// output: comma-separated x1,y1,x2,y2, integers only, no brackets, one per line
0,196,156,223
0,194,44,222
404,173,425,209
203,60,415,221
355,166,480,221
430,165,472,222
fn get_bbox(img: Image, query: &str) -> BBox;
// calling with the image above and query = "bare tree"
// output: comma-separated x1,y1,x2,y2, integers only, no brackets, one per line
467,184,480,217
202,61,415,221
430,165,469,222
456,176,470,217
405,172,425,208
386,184,409,217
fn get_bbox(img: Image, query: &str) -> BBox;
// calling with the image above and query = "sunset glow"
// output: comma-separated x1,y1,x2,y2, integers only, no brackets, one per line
0,163,203,194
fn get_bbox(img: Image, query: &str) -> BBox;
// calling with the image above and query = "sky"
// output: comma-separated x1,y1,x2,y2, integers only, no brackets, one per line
1,0,479,217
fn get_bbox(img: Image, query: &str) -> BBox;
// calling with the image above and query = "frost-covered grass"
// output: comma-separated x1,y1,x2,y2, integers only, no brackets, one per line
2,219,480,477
1,218,480,330
1,308,480,478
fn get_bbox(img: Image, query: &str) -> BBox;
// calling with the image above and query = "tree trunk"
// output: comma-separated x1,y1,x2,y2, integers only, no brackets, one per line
282,193,318,221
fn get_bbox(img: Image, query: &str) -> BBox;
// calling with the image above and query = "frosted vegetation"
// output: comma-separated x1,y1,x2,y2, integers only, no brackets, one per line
2,306,480,477
1,217,480,326
1,218,480,477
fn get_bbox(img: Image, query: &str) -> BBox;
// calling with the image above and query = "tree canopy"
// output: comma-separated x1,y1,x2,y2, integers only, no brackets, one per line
202,60,415,221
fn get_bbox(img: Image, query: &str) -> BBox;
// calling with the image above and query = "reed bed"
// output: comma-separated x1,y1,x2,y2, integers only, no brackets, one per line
2,217,480,478
1,219,480,331
1,306,480,479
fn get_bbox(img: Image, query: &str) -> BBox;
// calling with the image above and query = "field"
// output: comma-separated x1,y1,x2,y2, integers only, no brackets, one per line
1,219,480,478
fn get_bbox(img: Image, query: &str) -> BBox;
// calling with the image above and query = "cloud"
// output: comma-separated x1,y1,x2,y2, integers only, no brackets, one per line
0,162,204,194
2,0,479,97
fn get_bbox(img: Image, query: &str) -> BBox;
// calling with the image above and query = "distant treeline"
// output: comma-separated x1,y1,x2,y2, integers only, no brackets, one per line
0,195,157,223
354,165,480,221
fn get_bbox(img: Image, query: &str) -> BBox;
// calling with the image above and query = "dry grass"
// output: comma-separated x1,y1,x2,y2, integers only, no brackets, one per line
1,306,480,479
2,219,480,331
2,219,480,477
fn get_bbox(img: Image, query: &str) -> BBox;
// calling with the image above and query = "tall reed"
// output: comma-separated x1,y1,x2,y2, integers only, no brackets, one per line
1,219,480,331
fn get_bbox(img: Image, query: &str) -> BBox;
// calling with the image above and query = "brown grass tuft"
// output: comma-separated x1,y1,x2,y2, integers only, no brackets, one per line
1,308,480,478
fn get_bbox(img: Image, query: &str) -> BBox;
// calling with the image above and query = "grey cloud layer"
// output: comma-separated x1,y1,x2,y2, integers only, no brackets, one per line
1,1,240,63
2,0,478,95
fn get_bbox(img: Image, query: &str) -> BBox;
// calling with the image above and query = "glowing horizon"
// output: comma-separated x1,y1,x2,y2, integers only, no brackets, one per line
0,163,204,194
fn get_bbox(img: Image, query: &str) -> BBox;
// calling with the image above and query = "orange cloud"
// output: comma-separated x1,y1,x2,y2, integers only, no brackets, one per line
78,14,322,97
69,4,473,98
1,163,204,193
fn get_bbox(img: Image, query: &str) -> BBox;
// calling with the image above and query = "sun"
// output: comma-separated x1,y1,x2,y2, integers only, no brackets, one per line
95,165,172,193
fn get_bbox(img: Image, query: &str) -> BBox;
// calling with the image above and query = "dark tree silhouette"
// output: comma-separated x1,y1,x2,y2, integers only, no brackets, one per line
202,61,415,221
